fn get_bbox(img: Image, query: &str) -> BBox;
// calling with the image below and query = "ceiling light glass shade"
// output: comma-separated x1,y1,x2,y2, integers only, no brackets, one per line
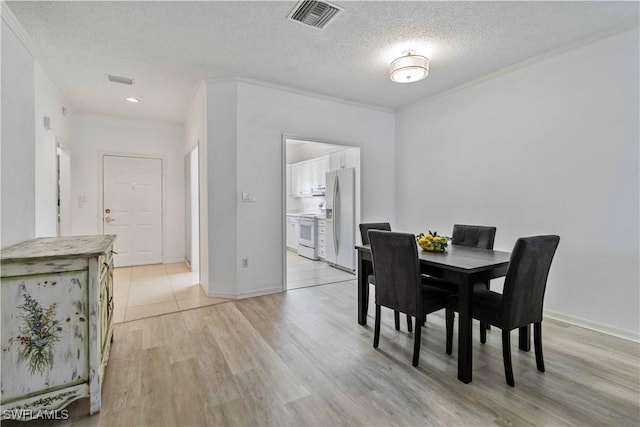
389,50,429,83
125,97,140,103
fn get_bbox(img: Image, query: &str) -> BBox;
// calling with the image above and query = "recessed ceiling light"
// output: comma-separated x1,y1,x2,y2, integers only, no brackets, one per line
125,97,140,103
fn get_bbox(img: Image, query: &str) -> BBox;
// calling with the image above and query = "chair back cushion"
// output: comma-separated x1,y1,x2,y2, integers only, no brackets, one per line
359,222,391,245
501,235,560,328
451,224,497,249
368,230,419,316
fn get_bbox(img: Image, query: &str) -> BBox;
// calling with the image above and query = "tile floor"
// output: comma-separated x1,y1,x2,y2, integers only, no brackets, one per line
112,254,354,323
112,262,227,323
286,250,355,290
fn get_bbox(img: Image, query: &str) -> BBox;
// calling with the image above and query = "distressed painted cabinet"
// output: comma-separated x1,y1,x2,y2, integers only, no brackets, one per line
1,235,116,420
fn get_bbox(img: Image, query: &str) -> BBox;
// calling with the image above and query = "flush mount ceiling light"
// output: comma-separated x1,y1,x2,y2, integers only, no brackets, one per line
389,50,429,83
125,97,140,103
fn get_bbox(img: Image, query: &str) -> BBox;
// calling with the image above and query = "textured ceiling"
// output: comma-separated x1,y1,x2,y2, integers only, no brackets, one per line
7,1,639,124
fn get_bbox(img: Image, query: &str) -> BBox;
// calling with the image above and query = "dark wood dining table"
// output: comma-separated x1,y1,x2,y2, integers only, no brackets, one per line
356,243,528,384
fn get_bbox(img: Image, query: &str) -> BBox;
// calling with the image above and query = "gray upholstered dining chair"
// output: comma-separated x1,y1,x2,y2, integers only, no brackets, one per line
359,223,413,332
451,224,497,250
470,235,560,386
430,224,497,340
368,230,457,366
452,224,497,338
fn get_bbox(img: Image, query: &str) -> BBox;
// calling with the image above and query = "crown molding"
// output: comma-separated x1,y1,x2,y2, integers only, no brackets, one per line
1,1,36,58
204,77,395,114
399,23,640,113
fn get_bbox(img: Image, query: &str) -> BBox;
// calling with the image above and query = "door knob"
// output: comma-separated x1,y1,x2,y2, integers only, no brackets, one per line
104,217,115,223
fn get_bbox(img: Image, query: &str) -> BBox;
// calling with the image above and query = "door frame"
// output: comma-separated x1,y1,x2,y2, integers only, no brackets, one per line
98,151,166,263
185,144,200,272
280,134,361,292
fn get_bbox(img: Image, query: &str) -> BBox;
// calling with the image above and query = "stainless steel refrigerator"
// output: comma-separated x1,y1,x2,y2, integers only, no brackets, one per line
325,167,355,272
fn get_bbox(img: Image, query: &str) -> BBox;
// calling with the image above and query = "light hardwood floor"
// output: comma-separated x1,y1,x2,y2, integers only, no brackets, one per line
8,280,639,426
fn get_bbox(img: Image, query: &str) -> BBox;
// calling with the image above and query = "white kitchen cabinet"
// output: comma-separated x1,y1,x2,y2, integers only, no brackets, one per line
1,235,116,420
290,156,329,197
286,165,293,196
286,217,299,250
329,148,357,170
316,156,329,188
329,151,342,171
343,148,357,169
292,163,311,196
317,219,327,260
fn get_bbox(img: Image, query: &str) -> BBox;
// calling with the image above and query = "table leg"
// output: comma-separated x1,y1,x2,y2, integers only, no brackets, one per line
519,325,531,351
457,276,473,383
357,251,367,325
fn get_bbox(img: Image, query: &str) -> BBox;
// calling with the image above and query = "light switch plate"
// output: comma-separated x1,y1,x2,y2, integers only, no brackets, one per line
242,192,257,202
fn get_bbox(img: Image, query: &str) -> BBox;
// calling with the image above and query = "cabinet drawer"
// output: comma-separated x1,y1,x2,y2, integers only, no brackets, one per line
318,247,326,258
318,226,326,235
317,220,326,227
318,235,326,245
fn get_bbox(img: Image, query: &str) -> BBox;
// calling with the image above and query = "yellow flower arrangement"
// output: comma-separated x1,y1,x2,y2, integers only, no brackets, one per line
416,231,451,252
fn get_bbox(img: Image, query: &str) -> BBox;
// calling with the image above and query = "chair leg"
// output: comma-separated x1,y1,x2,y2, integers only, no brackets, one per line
373,305,381,348
502,329,514,387
394,311,400,331
480,321,487,344
406,314,413,333
365,283,370,319
534,322,545,372
484,281,491,331
445,308,454,355
412,320,422,367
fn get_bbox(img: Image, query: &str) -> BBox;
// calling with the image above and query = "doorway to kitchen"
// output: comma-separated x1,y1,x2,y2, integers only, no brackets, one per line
283,137,361,291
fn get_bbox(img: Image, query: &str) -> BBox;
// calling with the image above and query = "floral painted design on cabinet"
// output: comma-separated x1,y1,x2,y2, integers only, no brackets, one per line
1,273,89,403
14,290,63,374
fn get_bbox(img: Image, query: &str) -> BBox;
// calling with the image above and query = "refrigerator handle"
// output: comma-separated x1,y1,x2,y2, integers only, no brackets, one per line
333,173,339,255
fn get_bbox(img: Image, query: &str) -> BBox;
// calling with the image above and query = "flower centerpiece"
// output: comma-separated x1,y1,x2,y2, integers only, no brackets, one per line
416,231,451,252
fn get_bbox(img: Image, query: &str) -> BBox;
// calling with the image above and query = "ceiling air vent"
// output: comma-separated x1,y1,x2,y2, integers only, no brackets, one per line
106,74,134,85
288,0,341,30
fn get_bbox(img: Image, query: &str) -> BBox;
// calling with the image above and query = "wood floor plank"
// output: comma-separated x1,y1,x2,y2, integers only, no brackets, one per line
6,281,638,426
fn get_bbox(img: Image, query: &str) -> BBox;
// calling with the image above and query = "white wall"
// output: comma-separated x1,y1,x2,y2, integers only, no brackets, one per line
70,113,186,263
34,62,71,237
1,17,35,248
396,29,639,339
233,80,396,297
204,82,238,297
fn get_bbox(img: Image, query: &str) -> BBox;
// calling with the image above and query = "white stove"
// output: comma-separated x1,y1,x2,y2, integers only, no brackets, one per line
297,215,319,260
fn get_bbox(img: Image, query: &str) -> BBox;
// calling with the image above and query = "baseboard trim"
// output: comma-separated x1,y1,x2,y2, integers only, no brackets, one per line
206,290,237,299
237,286,284,299
206,286,284,300
164,258,185,264
544,309,639,343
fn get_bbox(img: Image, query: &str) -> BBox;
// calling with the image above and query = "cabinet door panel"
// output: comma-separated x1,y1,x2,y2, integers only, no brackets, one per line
1,271,88,402
329,152,342,170
343,148,357,169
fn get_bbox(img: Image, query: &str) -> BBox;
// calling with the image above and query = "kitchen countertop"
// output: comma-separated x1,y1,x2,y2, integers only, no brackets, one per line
286,213,326,219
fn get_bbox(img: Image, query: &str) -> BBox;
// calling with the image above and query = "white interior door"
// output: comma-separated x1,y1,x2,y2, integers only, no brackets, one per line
103,155,163,267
